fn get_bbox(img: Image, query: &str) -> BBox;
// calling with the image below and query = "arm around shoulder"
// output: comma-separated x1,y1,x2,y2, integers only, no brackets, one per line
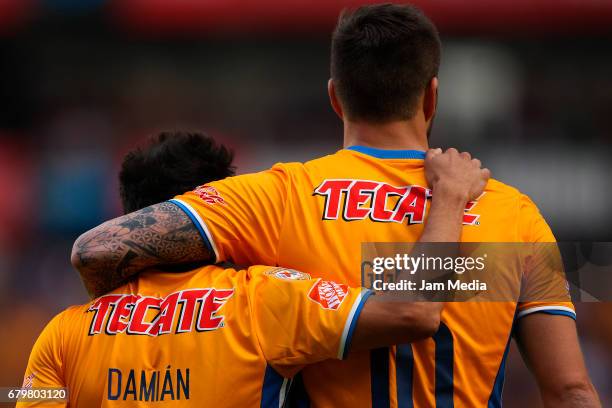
71,201,213,298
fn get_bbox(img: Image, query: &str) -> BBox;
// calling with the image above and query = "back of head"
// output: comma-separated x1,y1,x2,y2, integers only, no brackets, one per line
331,3,441,123
119,131,235,214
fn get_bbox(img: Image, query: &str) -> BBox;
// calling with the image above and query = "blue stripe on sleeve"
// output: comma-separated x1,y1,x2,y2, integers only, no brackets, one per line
342,289,374,359
533,310,576,320
168,199,216,263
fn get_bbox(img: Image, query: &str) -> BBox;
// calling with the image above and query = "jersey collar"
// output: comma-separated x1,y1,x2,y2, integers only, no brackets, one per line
345,145,426,159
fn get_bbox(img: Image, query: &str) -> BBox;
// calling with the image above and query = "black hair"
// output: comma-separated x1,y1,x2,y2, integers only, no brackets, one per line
119,131,235,214
331,3,441,122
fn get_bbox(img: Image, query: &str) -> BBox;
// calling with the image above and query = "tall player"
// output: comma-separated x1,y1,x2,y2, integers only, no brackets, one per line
71,4,600,408
21,132,483,407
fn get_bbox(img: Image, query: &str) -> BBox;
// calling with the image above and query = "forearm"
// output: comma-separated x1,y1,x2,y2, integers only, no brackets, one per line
71,202,212,298
351,300,441,351
376,187,467,299
364,189,468,336
516,314,601,408
420,185,467,243
542,383,601,408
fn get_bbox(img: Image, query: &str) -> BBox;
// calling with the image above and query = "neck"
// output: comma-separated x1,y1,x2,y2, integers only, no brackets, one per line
343,118,429,151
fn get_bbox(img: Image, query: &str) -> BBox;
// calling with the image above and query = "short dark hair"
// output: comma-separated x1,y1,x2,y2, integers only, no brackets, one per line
331,3,441,122
119,131,235,214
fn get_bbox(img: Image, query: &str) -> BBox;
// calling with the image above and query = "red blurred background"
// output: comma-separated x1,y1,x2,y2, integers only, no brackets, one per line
0,1,611,406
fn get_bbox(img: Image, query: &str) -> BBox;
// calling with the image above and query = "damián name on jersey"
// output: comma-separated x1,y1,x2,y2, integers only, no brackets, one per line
107,366,189,402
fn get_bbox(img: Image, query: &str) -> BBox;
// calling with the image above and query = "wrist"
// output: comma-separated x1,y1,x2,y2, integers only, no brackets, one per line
431,181,470,207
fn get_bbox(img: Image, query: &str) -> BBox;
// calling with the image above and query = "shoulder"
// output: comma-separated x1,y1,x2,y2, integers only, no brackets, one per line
210,152,342,185
50,305,85,325
485,179,536,208
485,178,522,198
33,305,84,351
486,179,553,241
303,150,348,170
268,153,348,188
269,161,307,178
271,151,345,173
485,178,539,209
50,303,95,329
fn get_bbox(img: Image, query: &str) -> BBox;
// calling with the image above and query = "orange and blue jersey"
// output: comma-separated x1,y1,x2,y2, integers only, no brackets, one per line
172,145,575,407
18,265,371,407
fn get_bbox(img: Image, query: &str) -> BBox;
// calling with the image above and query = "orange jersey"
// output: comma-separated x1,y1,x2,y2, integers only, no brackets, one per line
18,265,371,407
172,146,575,408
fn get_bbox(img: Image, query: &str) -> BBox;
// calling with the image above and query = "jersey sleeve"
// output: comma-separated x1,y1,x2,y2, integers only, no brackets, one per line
247,266,372,377
516,194,576,320
16,312,67,408
169,163,292,266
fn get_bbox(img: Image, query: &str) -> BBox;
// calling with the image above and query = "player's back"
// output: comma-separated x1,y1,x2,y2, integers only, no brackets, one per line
279,147,531,281
174,146,574,407
280,147,536,407
27,265,286,407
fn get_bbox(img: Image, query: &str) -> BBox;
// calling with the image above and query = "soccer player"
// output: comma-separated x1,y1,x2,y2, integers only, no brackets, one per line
71,5,600,408
20,132,485,407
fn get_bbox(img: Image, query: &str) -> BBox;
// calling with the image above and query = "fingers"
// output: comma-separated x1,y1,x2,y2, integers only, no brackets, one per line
429,148,475,159
426,148,487,174
441,147,471,161
446,147,459,156
481,168,491,180
426,148,442,161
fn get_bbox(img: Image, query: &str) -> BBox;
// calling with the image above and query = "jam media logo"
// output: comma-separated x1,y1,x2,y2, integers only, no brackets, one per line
267,268,311,281
314,179,482,225
308,279,349,310
87,288,234,336
193,185,225,205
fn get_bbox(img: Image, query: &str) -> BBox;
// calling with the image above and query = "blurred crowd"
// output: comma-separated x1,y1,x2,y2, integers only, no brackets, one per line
0,3,611,406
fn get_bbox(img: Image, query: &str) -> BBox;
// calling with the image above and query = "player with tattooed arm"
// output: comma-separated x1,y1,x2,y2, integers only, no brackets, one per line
22,132,485,407
72,5,599,408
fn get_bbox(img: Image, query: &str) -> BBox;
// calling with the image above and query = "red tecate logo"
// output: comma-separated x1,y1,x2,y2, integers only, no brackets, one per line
308,279,349,310
313,179,482,225
193,185,226,205
87,288,234,336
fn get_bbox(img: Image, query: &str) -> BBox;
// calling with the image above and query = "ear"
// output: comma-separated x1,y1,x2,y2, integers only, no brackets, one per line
423,77,438,122
328,79,344,119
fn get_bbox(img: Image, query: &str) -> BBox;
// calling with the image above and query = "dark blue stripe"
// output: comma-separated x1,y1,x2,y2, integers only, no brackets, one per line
342,290,374,359
371,347,390,408
261,365,285,408
434,322,454,407
346,145,426,159
487,338,511,408
524,310,576,320
285,372,310,408
168,199,216,263
488,306,519,407
396,344,414,408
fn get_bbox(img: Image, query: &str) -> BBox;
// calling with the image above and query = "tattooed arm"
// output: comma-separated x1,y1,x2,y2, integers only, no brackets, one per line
71,202,212,298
